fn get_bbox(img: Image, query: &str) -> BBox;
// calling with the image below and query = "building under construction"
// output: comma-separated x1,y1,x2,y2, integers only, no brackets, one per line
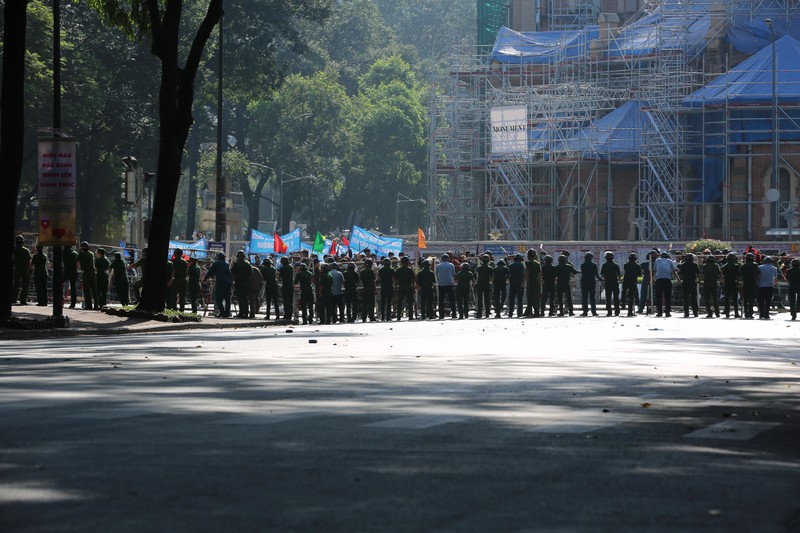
428,0,800,242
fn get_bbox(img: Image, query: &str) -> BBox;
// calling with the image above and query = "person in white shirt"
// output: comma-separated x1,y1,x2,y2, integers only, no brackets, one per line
756,257,781,319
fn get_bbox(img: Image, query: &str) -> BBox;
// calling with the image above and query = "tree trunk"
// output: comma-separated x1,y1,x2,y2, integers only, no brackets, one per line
137,0,222,313
0,0,29,321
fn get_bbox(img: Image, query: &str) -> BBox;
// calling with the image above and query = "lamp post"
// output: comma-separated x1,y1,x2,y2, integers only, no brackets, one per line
765,18,779,230
395,193,426,235
215,4,226,242
279,172,315,234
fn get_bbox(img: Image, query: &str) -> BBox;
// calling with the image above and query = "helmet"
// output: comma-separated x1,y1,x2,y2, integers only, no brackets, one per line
236,250,245,258
216,252,226,260
15,235,24,244
604,252,614,260
515,253,523,261
441,254,449,261
764,257,773,263
584,252,594,260
80,241,89,249
628,252,637,261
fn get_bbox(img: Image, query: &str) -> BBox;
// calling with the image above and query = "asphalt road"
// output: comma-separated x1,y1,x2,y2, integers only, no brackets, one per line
1,315,799,532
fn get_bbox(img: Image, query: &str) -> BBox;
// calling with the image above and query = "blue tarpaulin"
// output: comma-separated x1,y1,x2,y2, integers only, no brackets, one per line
607,3,711,58
559,101,646,160
490,25,599,64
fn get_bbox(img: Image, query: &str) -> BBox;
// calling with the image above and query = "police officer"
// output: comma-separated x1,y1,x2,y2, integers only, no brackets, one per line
260,258,280,320
580,252,601,316
32,244,48,306
455,262,474,319
474,255,493,319
507,253,526,318
739,253,759,319
343,262,360,323
109,251,130,306
12,235,32,305
555,254,578,316
701,255,722,318
187,256,201,314
294,262,315,324
78,241,98,310
378,257,396,321
95,248,111,309
359,259,377,322
524,249,541,317
786,258,800,321
231,250,252,318
677,253,700,317
492,259,509,318
170,248,188,312
622,253,642,316
417,259,436,320
541,255,557,316
600,252,621,317
204,252,232,318
721,253,741,319
395,256,416,320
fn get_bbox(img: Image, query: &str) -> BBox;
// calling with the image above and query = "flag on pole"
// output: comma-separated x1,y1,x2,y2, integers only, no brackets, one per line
330,239,338,256
418,227,427,249
312,231,326,254
341,235,350,248
274,233,288,254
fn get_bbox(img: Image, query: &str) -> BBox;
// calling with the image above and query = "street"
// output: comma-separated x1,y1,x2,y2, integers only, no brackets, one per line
1,315,799,531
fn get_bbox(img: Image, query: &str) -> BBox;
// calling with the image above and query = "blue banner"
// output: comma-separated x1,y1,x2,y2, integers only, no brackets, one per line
249,229,274,254
282,227,302,252
349,226,403,257
168,237,208,259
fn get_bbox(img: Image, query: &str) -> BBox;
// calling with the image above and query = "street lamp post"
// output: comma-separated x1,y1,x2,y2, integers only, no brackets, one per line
279,172,315,234
215,4,225,242
395,193,426,235
765,18,779,230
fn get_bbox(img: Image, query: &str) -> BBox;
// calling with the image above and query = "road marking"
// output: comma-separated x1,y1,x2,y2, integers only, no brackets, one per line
684,420,781,440
367,414,468,429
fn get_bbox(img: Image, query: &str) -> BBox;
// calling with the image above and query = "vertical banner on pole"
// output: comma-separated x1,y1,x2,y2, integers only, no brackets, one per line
38,137,77,246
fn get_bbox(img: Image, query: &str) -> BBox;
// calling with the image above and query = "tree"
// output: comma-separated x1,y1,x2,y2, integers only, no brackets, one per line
93,0,330,312
1,0,30,320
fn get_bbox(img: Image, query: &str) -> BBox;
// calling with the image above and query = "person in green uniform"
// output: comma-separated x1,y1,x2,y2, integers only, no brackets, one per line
721,253,741,318
187,256,201,314
359,259,377,322
474,255,493,318
343,262,360,323
416,259,436,320
248,259,263,318
294,263,314,324
318,262,334,324
455,262,474,319
32,244,48,306
395,256,416,320
109,252,130,306
622,253,642,316
677,253,701,317
507,254,526,318
600,252,621,317
492,259,509,318
580,252,601,317
701,255,722,318
541,255,557,316
739,253,759,319
170,248,188,312
63,244,79,308
377,258,395,322
785,258,800,321
12,235,33,305
129,249,148,303
78,241,98,310
260,258,280,320
524,249,541,317
231,250,252,318
278,256,295,321
94,248,111,309
555,254,578,316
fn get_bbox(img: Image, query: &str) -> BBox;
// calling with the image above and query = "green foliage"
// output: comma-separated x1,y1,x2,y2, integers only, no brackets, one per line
685,239,733,254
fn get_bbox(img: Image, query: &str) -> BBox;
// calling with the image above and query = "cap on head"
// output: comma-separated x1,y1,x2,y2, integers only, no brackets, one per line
660,252,669,258
441,254,449,261
216,252,226,260
515,253,523,261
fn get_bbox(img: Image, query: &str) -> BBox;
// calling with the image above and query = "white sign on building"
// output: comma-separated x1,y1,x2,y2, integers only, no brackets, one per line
490,105,528,154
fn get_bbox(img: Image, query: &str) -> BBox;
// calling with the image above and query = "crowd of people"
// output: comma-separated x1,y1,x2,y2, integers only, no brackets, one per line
11,236,800,323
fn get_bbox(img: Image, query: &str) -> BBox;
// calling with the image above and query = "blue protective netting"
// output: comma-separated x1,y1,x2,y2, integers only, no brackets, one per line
490,25,599,64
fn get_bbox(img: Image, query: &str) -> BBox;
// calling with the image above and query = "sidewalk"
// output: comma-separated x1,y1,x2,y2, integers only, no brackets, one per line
1,303,291,339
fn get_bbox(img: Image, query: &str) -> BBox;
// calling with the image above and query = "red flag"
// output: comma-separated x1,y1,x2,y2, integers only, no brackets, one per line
274,233,288,254
330,239,338,256
341,235,349,248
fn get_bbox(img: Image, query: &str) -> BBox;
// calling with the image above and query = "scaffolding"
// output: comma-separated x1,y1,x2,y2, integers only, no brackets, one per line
429,0,796,242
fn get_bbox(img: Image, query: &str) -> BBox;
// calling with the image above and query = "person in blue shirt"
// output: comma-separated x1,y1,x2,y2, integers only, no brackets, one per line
436,254,457,319
654,251,679,317
757,257,782,319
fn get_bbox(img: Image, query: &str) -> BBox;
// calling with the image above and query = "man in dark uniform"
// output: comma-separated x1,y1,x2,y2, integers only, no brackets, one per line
555,254,578,316
701,255,722,318
278,256,294,321
638,250,657,315
786,258,800,321
63,244,79,308
78,241,98,310
378,257,395,321
32,244,48,306
600,252,621,317
317,262,334,324
474,254,493,318
580,252,601,316
739,253,759,319
170,248,188,312
343,262,360,323
417,259,436,320
109,252,129,306
295,263,315,324
524,249,541,317
359,259,377,322
231,250,252,318
677,253,700,317
12,235,32,305
492,259,509,318
541,255,557,316
260,258,280,320
395,256,416,320
455,262,474,319
95,248,111,309
204,252,232,317
721,253,741,318
507,254,526,318
622,253,641,316
129,248,148,304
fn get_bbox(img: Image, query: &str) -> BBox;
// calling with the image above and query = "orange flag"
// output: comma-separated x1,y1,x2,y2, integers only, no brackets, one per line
417,227,427,249
274,233,288,254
